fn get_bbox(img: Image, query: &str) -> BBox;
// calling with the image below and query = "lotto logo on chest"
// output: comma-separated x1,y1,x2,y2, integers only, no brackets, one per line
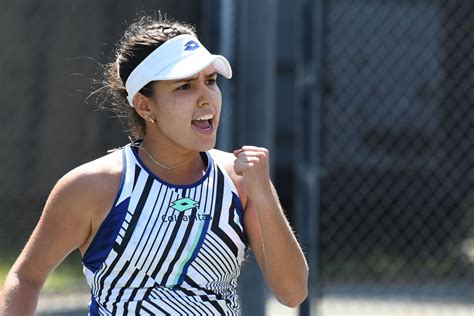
170,197,198,212
162,197,212,222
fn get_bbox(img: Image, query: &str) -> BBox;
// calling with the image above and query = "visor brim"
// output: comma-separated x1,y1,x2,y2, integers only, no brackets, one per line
151,53,232,81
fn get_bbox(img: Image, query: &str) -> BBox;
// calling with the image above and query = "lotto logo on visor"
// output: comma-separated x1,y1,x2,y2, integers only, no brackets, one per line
184,40,200,51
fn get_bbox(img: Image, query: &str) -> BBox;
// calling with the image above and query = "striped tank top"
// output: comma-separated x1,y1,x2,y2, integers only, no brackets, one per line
82,143,247,315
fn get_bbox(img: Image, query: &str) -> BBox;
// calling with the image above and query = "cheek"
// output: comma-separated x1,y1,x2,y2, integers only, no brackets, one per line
157,98,193,124
213,89,223,112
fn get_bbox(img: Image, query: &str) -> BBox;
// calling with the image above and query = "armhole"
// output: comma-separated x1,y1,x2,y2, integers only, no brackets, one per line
232,191,248,248
213,157,249,247
82,149,129,272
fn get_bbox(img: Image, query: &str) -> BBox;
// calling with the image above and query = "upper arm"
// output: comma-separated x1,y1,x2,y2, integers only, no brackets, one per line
9,169,97,288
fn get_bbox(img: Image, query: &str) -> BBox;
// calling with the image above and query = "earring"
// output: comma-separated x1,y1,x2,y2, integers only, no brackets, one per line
149,117,156,124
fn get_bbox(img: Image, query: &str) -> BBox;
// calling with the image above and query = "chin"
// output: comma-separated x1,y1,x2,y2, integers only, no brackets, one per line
197,138,216,152
200,142,216,152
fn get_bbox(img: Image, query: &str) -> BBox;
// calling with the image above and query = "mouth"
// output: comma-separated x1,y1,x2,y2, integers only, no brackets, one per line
191,113,215,134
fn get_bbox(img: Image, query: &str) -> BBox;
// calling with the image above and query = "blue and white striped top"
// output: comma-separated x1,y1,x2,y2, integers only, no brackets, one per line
82,143,246,315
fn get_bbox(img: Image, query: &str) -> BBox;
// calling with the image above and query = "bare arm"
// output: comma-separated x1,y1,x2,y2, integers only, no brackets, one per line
233,146,308,307
0,272,42,316
0,157,119,315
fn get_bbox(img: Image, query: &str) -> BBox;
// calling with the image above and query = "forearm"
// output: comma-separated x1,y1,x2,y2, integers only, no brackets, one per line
252,191,308,306
0,272,41,316
233,146,308,306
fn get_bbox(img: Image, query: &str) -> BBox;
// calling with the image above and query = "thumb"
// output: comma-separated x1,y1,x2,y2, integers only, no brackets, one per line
233,148,243,157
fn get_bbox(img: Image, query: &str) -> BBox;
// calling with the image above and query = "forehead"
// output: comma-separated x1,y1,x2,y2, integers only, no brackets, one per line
169,64,217,83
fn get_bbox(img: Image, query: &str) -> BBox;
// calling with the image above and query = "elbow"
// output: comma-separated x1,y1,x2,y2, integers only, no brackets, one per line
274,277,308,308
278,289,308,308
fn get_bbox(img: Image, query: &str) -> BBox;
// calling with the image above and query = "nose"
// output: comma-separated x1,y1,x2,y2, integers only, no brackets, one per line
197,80,213,107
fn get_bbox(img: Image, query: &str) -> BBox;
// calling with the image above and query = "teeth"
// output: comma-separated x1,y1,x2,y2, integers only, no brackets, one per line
195,114,214,121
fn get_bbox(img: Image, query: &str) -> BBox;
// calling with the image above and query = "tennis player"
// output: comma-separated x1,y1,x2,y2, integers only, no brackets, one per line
0,15,308,315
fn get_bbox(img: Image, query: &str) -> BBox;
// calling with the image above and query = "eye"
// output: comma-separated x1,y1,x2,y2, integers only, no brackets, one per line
177,83,190,91
206,77,217,85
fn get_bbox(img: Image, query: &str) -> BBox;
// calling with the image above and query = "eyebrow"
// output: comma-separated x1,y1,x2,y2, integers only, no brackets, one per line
173,72,218,83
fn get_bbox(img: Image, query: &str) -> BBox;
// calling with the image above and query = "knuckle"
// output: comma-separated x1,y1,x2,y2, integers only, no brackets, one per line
257,152,267,159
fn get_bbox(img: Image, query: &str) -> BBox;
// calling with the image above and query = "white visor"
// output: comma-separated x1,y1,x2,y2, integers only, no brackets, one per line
125,34,232,107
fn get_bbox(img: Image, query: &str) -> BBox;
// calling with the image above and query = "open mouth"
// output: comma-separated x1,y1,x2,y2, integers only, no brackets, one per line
192,113,214,131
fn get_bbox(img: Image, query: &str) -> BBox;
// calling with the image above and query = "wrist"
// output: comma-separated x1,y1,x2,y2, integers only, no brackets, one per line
248,190,277,210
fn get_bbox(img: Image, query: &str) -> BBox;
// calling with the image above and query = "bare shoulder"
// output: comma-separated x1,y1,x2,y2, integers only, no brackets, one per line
47,149,123,253
71,149,123,188
209,149,248,205
58,149,123,219
56,149,122,203
44,150,121,229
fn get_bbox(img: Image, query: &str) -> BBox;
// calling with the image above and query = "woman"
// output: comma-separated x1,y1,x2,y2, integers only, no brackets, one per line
0,15,308,315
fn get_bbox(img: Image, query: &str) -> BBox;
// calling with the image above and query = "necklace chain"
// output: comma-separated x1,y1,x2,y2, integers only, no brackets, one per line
131,143,192,170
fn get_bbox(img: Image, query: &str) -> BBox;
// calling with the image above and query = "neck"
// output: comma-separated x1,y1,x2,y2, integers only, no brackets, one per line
137,137,206,182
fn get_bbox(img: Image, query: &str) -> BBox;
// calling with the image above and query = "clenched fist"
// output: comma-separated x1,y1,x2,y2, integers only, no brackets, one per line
233,146,272,201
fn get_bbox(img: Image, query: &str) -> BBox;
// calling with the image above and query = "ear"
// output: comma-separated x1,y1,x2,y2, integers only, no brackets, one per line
133,93,154,120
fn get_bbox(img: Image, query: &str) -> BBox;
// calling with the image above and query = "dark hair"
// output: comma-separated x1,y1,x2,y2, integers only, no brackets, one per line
98,14,196,139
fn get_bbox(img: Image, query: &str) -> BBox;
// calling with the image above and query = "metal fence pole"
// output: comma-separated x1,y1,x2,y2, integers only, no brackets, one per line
217,0,236,152
237,1,277,315
295,0,325,315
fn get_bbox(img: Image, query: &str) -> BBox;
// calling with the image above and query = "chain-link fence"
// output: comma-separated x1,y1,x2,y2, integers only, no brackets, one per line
305,1,474,315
